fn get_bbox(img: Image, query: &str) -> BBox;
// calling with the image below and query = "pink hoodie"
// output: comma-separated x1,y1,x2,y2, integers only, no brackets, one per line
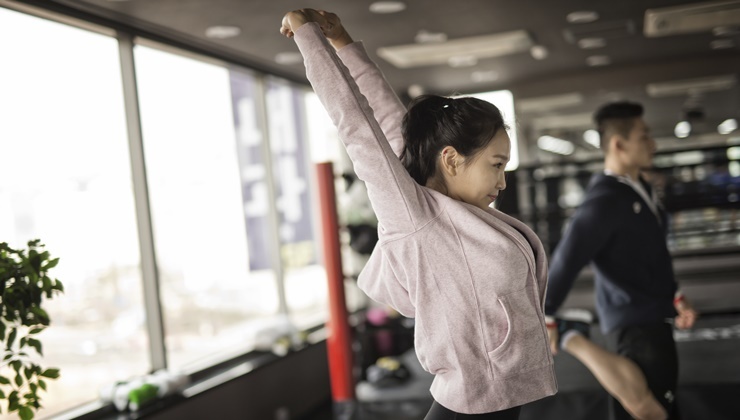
294,23,557,413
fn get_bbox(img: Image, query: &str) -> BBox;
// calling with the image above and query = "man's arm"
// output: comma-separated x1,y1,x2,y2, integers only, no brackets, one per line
546,193,618,353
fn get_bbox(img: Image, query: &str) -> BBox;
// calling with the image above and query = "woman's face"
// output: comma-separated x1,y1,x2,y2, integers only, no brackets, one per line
445,130,510,211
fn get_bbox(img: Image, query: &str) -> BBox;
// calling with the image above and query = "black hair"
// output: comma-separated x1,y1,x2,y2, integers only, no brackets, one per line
594,101,644,151
400,94,507,186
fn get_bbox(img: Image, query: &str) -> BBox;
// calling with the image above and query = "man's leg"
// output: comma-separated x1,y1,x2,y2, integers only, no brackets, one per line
607,323,680,420
563,334,667,420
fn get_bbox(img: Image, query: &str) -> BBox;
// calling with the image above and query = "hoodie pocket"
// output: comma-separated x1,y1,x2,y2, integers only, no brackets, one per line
487,286,549,378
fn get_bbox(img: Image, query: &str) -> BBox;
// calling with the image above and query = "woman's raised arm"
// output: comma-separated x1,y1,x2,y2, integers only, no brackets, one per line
319,11,407,158
281,10,435,236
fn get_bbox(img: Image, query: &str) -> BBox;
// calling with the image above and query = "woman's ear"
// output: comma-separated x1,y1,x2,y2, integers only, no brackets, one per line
439,146,461,176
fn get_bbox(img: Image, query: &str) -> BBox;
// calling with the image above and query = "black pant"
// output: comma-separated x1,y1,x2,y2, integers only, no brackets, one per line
607,322,680,420
424,401,521,420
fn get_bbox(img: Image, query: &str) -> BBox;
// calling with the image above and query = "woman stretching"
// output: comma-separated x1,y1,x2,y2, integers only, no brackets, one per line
281,9,665,419
281,9,556,419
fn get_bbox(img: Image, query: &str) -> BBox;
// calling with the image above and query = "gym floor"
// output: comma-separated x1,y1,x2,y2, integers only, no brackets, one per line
302,313,740,420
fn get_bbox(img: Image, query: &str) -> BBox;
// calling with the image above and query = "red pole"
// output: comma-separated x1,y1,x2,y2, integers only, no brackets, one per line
315,162,355,402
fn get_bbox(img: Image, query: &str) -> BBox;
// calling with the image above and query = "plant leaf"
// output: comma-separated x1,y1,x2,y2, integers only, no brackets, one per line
38,380,46,391
0,375,10,385
29,308,49,325
28,328,43,335
40,369,59,379
7,328,17,349
15,373,23,387
27,339,42,356
19,406,34,420
43,258,59,270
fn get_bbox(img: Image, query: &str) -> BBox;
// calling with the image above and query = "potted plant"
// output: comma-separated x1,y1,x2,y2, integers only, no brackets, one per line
1,240,63,420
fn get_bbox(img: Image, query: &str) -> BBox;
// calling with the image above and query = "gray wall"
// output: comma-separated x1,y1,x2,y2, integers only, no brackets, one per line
148,344,331,420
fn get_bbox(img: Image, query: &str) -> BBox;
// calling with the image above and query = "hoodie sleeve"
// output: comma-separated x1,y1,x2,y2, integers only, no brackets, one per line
336,41,406,158
294,23,434,237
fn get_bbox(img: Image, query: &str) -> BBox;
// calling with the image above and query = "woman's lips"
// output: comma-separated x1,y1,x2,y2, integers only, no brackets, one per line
488,195,498,202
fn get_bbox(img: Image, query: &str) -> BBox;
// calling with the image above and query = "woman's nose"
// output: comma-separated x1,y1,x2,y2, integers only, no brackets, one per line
497,174,507,191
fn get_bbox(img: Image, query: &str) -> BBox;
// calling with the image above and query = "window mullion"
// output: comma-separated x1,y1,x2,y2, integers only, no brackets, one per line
254,75,288,315
117,32,167,370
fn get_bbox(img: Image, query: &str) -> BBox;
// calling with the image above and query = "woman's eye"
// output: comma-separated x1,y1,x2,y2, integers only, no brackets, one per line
493,163,504,169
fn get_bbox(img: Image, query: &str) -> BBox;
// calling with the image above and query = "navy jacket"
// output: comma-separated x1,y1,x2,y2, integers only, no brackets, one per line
545,173,678,333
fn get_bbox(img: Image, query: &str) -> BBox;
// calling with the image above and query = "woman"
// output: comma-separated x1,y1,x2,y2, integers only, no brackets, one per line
280,9,556,419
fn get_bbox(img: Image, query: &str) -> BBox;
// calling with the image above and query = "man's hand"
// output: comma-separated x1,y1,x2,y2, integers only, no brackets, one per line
674,296,698,330
547,325,559,355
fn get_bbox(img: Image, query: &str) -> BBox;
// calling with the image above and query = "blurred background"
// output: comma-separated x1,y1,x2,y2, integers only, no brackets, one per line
0,0,738,419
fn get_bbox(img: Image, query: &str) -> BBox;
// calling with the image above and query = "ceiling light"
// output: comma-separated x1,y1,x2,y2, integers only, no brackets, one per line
728,146,740,159
275,52,303,65
672,151,705,165
369,1,406,14
586,55,610,66
583,129,601,148
711,39,735,49
530,45,549,60
563,19,636,44
646,75,737,97
407,84,425,98
674,121,692,138
538,135,575,155
471,70,499,83
517,93,584,113
377,30,534,69
718,118,738,134
531,112,593,130
567,11,600,24
713,25,740,36
730,161,740,177
448,55,478,67
205,25,241,39
415,30,448,44
578,37,606,49
645,1,740,37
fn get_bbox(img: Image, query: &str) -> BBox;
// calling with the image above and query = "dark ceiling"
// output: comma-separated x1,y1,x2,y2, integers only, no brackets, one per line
22,0,740,158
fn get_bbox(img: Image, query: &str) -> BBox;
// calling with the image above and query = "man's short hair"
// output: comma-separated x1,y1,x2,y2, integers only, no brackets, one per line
594,101,643,152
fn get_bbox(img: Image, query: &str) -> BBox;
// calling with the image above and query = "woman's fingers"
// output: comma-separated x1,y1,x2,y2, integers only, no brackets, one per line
279,25,293,38
316,10,342,38
280,8,348,42
280,9,309,34
547,327,559,355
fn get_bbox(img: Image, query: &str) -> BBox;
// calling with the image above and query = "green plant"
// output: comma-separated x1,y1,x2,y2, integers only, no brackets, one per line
0,240,64,420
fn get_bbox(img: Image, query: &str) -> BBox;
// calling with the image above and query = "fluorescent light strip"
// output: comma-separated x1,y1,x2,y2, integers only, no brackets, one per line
538,135,575,155
377,30,533,68
647,75,737,97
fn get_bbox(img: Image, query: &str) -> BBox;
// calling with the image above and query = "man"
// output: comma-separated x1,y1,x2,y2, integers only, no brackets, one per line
545,101,697,419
